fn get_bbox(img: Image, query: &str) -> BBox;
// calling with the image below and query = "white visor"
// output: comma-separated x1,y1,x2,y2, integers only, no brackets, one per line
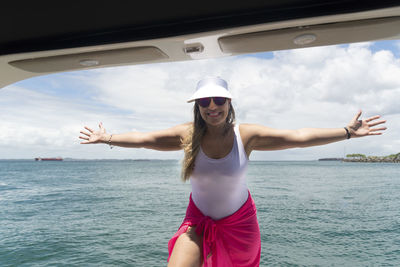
187,77,232,103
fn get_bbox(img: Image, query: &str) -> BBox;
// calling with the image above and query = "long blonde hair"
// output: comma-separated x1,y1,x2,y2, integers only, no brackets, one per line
181,102,235,181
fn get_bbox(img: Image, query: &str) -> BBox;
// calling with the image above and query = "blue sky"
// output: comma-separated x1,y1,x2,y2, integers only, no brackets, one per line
1,40,399,160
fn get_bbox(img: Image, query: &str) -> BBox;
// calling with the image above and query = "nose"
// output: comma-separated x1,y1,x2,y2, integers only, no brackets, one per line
208,98,218,109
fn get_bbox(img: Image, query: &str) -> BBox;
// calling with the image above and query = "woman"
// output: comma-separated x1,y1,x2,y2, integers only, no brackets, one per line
79,77,386,267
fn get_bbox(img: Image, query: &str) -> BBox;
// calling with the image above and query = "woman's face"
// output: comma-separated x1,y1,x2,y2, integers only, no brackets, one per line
197,98,231,126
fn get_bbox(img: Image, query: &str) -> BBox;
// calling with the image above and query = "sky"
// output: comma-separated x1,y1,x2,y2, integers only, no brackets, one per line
1,40,400,160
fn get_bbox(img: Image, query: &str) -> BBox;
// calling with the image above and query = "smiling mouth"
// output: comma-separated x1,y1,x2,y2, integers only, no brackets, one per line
207,111,221,117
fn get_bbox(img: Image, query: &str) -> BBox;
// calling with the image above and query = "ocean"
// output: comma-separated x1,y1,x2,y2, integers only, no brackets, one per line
0,160,399,266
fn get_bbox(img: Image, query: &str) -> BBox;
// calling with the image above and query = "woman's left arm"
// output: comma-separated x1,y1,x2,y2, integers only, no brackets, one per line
242,110,387,153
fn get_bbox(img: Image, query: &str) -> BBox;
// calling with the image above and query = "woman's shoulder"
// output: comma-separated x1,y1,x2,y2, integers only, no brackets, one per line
238,123,273,130
238,123,274,138
236,123,266,156
176,122,193,129
238,123,261,132
172,122,193,138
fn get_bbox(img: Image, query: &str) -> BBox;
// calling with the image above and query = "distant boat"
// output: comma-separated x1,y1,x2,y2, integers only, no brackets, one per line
35,157,63,161
318,158,343,161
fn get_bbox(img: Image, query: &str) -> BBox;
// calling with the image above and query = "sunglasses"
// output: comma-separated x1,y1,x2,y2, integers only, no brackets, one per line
196,97,227,108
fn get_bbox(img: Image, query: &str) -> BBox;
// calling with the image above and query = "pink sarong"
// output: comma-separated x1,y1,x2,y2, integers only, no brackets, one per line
168,191,261,267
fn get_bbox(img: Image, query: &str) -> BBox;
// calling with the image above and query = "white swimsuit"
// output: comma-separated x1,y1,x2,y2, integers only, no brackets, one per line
190,124,249,220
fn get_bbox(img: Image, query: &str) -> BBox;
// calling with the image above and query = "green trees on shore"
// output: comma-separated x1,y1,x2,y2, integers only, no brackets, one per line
384,152,400,159
346,153,366,159
345,152,400,162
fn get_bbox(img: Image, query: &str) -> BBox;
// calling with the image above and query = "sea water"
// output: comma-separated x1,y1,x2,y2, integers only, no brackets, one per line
0,160,399,266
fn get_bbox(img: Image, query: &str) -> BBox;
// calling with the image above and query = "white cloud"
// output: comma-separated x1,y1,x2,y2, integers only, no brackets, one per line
1,41,399,159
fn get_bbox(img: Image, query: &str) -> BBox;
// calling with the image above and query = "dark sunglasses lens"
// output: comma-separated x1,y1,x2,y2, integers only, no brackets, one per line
213,97,227,106
197,98,211,107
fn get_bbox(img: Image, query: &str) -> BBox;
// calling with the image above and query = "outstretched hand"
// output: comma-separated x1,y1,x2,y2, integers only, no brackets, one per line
79,122,108,144
347,110,387,138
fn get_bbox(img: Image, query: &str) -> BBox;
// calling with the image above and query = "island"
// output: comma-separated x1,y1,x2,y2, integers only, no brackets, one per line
342,153,400,163
319,153,400,163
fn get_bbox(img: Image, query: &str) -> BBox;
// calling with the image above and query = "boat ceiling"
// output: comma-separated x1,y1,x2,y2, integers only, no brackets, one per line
2,0,400,56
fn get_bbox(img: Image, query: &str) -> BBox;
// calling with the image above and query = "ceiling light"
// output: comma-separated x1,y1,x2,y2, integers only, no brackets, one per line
293,34,317,46
79,59,100,66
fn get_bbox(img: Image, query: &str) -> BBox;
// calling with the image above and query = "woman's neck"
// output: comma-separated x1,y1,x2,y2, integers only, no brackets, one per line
205,123,232,137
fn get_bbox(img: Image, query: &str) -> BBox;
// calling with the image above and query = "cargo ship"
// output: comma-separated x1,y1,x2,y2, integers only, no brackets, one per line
35,157,63,161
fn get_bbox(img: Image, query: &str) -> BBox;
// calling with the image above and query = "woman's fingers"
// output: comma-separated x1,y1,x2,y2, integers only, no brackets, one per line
368,120,387,127
80,124,103,144
370,126,387,132
84,126,94,133
365,115,381,122
80,130,91,137
352,110,362,122
79,135,91,144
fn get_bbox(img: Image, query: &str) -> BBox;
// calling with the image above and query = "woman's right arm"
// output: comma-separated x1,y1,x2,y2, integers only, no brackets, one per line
79,122,191,151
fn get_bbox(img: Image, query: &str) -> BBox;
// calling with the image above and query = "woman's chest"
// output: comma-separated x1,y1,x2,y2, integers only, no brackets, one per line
201,136,234,159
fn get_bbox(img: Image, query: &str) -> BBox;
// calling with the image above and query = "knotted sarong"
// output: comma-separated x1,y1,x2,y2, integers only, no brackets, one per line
168,191,261,266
